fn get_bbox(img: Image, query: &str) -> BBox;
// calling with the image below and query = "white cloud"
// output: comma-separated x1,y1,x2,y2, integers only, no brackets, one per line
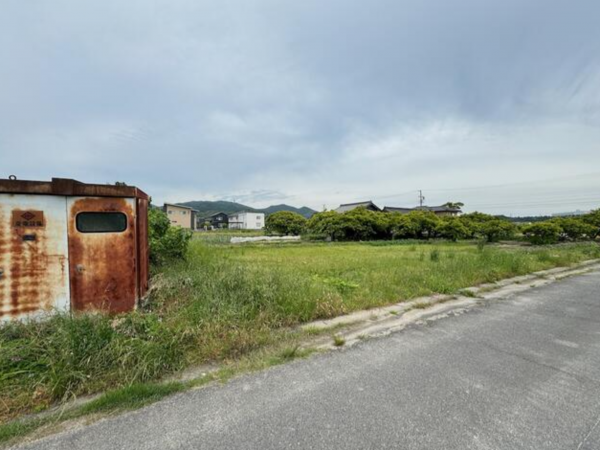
1,0,599,216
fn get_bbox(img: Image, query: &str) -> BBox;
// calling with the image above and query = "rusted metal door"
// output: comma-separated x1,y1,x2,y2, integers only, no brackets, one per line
67,197,137,313
0,194,70,321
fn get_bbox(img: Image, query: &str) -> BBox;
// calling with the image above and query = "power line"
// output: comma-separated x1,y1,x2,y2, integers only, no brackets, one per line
466,199,600,209
424,172,600,193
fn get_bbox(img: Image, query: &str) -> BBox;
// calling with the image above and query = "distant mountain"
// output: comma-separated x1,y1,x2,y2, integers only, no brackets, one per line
179,200,256,218
178,200,317,219
260,204,317,218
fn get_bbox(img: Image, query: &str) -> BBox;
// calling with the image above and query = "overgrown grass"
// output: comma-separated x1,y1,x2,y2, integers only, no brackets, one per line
0,418,43,445
332,335,346,347
226,241,600,310
1,240,599,423
77,382,186,415
0,335,317,446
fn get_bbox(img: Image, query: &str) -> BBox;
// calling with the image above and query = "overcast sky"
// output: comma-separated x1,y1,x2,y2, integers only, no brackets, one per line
1,0,599,215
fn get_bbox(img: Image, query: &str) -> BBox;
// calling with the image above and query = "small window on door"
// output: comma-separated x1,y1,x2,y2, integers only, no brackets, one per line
76,212,128,233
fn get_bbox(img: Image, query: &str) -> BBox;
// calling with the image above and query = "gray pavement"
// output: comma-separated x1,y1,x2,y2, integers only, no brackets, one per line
15,270,600,450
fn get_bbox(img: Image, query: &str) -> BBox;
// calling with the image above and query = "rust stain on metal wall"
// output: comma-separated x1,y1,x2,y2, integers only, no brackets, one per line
0,208,7,316
0,207,66,319
68,197,137,313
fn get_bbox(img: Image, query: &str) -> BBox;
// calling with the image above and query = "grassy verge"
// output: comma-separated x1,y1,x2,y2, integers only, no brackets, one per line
0,382,185,446
0,335,316,447
1,240,599,424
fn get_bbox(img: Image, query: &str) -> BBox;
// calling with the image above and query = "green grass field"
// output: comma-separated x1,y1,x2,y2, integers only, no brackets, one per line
223,240,592,311
1,239,599,424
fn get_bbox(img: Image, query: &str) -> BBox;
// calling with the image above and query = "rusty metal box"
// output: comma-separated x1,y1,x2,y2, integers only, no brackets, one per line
0,178,149,321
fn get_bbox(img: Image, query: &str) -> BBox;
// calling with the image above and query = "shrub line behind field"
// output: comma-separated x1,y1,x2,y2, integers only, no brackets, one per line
264,208,600,244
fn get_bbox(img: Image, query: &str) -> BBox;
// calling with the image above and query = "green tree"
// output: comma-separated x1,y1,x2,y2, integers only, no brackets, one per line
265,211,307,235
306,211,344,240
478,219,516,242
306,208,389,241
583,209,600,239
436,217,469,241
149,208,193,265
409,211,440,239
388,213,419,239
336,208,388,240
550,217,597,241
389,211,440,240
522,222,562,245
442,201,464,209
459,212,496,239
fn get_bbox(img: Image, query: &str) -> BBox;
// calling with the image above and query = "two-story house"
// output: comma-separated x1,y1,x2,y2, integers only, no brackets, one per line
228,211,265,230
163,203,198,230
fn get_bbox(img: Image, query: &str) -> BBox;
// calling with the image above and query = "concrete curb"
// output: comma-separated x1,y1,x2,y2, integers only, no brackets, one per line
301,259,600,350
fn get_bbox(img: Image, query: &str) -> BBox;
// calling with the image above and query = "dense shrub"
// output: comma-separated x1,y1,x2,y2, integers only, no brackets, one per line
583,209,600,239
459,212,498,239
307,209,516,242
436,217,470,241
390,211,440,239
337,208,390,240
302,207,600,245
265,211,307,235
477,219,516,242
550,217,597,241
149,208,192,265
306,211,344,240
388,213,418,239
306,208,389,241
522,222,562,245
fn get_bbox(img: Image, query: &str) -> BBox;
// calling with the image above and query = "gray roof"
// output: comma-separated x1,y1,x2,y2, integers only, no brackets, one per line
335,201,381,213
383,205,462,214
199,211,229,220
382,206,414,213
163,203,198,212
417,205,462,213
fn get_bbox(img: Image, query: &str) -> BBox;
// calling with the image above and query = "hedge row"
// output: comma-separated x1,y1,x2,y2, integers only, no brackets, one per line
265,209,600,245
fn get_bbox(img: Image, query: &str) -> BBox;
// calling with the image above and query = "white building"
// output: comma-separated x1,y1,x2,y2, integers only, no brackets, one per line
229,211,265,230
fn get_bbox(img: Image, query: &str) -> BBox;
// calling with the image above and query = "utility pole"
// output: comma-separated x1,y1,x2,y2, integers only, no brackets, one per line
418,190,425,207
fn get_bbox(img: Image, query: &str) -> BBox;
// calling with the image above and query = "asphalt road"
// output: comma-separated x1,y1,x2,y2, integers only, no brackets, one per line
16,271,600,450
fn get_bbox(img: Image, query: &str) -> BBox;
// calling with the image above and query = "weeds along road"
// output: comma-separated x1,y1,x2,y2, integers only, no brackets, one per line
15,270,600,450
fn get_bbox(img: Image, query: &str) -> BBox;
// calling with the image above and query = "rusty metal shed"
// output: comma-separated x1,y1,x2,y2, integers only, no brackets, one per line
0,177,149,321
